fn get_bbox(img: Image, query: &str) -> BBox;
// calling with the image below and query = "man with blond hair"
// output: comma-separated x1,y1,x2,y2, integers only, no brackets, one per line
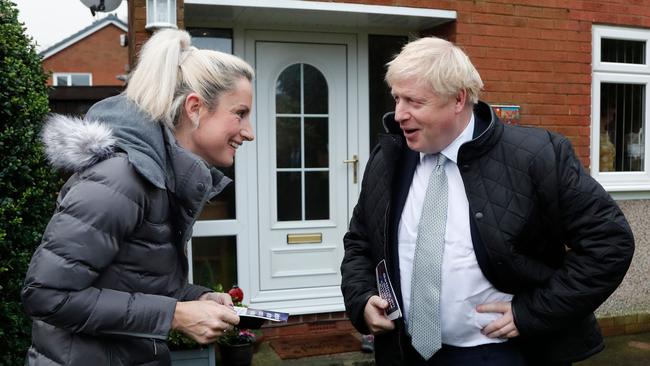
341,37,634,365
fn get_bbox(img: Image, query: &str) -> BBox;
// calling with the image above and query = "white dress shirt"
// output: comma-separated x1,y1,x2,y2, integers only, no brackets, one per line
398,114,513,347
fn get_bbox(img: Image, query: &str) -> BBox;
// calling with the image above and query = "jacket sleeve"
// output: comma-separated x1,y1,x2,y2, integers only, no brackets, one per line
512,136,635,336
21,165,177,340
340,150,381,335
178,283,213,301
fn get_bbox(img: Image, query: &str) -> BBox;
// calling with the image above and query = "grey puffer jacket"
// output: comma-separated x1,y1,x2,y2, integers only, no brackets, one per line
21,95,231,365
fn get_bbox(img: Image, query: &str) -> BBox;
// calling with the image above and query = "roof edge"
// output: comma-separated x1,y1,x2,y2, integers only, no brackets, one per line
41,14,127,60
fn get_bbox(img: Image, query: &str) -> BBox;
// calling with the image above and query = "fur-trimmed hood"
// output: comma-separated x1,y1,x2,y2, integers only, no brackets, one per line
41,115,116,172
42,94,171,189
42,94,231,196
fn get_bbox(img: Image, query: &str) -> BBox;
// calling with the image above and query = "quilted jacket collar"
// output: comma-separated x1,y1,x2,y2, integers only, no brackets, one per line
380,100,502,162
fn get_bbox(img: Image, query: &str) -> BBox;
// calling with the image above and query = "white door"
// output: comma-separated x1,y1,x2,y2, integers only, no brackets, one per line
250,33,356,310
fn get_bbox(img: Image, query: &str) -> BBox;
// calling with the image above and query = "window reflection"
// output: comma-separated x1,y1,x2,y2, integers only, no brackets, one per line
187,28,237,221
600,83,645,172
368,35,408,149
191,236,237,290
275,63,330,221
304,117,328,168
276,117,301,168
187,28,233,53
601,38,645,64
198,165,235,220
276,64,301,114
305,172,329,220
303,64,328,114
277,172,302,221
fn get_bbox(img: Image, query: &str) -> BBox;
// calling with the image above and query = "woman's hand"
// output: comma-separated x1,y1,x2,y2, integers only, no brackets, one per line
172,301,240,344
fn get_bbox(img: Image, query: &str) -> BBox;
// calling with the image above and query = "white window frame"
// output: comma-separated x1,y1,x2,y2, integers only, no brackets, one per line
592,25,650,191
52,73,92,86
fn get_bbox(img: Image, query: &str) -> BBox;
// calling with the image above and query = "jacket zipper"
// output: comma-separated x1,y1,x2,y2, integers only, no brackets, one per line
382,202,406,359
383,203,391,266
153,339,158,356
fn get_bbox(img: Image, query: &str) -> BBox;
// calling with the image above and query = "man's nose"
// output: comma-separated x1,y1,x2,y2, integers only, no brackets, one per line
394,101,409,123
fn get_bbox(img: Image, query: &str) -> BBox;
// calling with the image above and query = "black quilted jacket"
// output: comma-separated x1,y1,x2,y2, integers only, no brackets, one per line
341,101,634,365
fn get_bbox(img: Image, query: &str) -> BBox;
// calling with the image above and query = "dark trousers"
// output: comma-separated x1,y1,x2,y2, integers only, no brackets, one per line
405,341,527,366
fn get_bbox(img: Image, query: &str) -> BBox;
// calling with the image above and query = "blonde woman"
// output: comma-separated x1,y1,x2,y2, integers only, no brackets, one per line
22,29,254,365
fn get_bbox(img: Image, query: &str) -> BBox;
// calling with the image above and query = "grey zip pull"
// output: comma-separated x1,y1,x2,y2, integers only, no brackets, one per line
153,339,158,355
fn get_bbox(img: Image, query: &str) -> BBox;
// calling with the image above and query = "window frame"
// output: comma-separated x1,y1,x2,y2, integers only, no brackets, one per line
592,25,650,191
186,28,239,285
52,72,92,86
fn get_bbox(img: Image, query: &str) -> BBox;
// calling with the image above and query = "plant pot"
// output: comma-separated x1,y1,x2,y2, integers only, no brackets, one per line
218,343,254,366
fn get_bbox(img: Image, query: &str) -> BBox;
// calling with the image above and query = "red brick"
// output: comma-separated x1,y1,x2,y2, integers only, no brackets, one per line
316,313,332,321
275,323,309,337
43,24,127,86
330,311,348,320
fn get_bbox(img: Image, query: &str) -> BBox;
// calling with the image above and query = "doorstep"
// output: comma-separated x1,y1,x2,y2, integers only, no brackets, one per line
252,335,375,366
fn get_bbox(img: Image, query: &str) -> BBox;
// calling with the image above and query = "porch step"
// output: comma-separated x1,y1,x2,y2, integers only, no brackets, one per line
252,340,375,366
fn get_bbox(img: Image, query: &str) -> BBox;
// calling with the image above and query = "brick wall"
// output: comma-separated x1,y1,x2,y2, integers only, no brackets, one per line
128,0,184,67
43,24,127,86
260,311,355,339
126,1,650,166
257,310,650,339
326,0,650,167
599,313,650,337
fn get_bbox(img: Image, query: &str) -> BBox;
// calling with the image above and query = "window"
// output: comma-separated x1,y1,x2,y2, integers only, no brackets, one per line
185,28,240,289
592,25,650,191
368,35,408,149
191,236,237,290
52,73,92,86
275,63,330,221
187,28,232,53
191,28,236,221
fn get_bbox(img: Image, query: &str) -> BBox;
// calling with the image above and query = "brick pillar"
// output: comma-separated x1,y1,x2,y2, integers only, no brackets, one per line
127,0,185,69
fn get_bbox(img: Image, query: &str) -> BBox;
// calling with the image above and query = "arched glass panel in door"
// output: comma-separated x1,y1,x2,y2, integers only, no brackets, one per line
275,63,330,221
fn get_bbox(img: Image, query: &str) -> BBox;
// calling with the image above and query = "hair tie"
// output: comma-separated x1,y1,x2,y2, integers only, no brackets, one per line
179,46,198,67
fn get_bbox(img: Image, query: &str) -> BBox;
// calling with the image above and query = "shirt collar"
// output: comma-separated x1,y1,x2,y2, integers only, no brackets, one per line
419,113,475,165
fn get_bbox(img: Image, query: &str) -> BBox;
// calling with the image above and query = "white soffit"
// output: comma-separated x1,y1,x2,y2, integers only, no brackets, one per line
184,0,456,31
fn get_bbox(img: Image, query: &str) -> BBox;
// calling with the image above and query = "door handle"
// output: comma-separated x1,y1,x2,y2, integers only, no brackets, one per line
343,154,359,184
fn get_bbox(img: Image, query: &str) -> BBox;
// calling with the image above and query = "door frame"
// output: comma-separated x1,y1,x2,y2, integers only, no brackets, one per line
240,30,361,314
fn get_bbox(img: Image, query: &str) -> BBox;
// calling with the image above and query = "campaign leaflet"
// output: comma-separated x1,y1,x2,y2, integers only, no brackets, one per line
233,306,289,323
375,259,402,320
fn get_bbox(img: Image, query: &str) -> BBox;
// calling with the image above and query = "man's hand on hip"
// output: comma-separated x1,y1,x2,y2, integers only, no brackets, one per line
476,301,520,339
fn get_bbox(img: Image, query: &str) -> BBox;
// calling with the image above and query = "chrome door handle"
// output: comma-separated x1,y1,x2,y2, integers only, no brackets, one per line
343,155,359,184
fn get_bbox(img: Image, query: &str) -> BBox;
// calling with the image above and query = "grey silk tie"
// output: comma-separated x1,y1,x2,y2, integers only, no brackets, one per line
408,153,448,360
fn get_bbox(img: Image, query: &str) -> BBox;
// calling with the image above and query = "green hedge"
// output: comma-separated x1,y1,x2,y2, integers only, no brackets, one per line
0,1,61,364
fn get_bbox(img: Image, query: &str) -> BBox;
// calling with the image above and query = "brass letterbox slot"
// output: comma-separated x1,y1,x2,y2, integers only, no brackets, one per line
287,233,322,244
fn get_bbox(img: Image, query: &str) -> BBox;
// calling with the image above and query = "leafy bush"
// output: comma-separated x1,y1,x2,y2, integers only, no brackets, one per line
0,1,61,364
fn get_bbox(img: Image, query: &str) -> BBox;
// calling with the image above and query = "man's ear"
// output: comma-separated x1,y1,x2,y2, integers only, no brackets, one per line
454,89,468,113
183,93,202,126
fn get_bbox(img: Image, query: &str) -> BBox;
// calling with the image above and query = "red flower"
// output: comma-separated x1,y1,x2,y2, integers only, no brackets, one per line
228,285,244,303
